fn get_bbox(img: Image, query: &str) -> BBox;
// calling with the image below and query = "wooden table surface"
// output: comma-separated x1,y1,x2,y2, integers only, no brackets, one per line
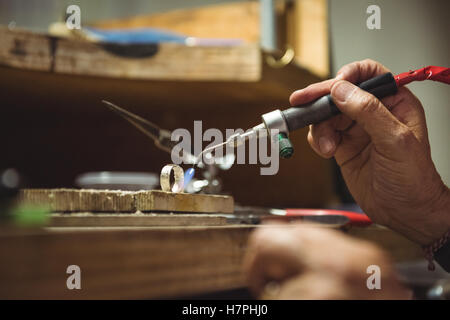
0,220,423,299
0,224,252,299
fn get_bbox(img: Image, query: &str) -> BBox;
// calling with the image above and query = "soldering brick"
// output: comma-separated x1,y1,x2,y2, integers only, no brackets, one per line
135,190,234,214
18,189,136,212
18,189,234,213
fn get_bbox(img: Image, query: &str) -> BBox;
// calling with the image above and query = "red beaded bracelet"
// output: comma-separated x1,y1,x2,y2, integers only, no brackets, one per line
423,230,450,271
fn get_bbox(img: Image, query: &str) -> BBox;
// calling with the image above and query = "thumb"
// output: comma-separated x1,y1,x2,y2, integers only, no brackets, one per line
330,80,403,144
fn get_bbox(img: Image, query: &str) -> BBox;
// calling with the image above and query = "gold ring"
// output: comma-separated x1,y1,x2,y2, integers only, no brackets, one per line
160,164,184,193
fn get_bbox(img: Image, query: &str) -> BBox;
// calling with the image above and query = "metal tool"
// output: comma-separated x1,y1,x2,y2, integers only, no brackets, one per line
231,205,371,227
192,123,267,167
225,213,351,227
102,100,193,162
265,214,351,227
205,66,449,159
208,72,398,159
102,100,234,193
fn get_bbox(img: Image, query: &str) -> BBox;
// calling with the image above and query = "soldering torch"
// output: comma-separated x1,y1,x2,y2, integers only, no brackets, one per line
222,66,450,159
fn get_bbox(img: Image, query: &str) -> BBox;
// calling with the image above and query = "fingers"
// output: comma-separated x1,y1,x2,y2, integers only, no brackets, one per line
290,78,343,159
289,78,336,106
307,115,354,158
308,124,339,158
330,80,405,146
291,59,390,107
243,223,353,297
275,274,347,300
290,59,392,160
333,126,371,167
336,59,391,84
291,59,422,161
243,224,305,296
387,87,429,144
243,223,411,299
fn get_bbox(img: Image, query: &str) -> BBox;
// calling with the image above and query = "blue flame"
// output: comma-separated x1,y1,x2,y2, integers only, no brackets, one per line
184,167,195,189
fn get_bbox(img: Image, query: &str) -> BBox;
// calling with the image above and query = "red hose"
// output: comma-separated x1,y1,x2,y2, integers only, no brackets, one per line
395,66,450,87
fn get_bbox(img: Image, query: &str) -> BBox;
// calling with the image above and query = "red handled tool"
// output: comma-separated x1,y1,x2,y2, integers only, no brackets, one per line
395,66,450,86
270,208,372,227
250,65,450,159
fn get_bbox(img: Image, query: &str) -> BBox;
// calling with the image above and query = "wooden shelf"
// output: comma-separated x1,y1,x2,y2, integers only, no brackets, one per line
0,26,261,82
91,0,330,78
0,29,321,113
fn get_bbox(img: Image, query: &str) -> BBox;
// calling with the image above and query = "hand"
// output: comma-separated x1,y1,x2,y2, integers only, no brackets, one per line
243,222,411,299
290,59,450,245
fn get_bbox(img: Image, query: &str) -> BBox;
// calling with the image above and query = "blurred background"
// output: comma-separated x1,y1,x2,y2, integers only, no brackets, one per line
0,0,448,209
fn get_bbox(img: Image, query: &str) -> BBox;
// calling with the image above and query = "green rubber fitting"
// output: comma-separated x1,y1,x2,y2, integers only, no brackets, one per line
278,133,294,159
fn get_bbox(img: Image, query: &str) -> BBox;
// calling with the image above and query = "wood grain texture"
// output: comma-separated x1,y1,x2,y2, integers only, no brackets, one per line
0,226,252,299
19,188,135,212
0,224,422,299
49,213,228,227
19,189,234,213
0,26,261,81
135,190,234,213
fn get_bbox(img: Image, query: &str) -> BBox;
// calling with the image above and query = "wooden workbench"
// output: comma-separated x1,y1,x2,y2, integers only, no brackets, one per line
0,220,422,299
0,224,252,299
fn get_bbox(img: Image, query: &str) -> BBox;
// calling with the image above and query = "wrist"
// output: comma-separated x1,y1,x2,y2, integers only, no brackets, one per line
416,183,450,245
391,183,450,246
429,185,450,239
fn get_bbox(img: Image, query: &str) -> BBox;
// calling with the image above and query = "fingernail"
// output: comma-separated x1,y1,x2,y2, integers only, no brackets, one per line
335,73,344,80
319,137,334,154
333,81,355,102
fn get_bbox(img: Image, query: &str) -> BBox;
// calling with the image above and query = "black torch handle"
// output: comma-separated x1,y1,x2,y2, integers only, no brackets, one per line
282,72,398,132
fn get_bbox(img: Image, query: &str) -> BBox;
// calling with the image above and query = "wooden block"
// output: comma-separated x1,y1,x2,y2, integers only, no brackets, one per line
49,213,228,227
18,189,234,213
135,190,234,214
18,188,135,212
